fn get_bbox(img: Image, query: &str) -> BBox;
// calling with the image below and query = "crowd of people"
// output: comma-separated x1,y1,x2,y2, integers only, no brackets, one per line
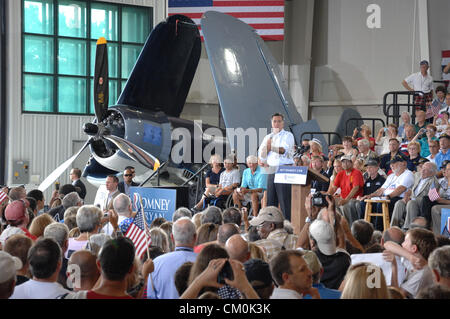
0,61,450,300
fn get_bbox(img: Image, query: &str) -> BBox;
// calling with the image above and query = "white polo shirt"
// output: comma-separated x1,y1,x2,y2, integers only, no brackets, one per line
258,129,295,167
404,72,434,93
381,169,415,198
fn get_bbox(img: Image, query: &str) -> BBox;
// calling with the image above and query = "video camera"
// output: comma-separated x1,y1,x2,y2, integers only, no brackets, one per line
311,192,333,207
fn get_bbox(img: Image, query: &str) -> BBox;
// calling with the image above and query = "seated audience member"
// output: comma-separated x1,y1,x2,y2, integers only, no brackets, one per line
29,213,55,239
352,124,376,151
435,111,450,137
400,124,417,155
225,234,250,263
232,155,266,216
434,133,450,173
340,263,389,299
174,262,194,296
67,205,103,259
426,139,440,163
302,250,341,299
376,124,402,156
47,185,78,222
427,246,450,288
427,86,447,120
361,155,414,230
383,228,437,298
43,223,70,289
380,226,405,246
380,138,408,174
406,142,426,172
244,259,274,299
356,139,378,165
310,156,331,193
0,200,37,244
327,155,364,226
327,158,343,193
416,283,450,299
269,250,320,299
309,220,351,290
415,110,428,133
217,223,240,246
421,162,450,234
66,250,100,292
398,111,411,139
350,220,374,252
11,238,69,299
391,162,438,230
308,138,327,159
0,251,23,299
412,124,439,158
201,206,223,226
147,217,198,299
172,207,192,223
2,234,33,286
251,206,298,261
330,136,358,161
191,156,224,212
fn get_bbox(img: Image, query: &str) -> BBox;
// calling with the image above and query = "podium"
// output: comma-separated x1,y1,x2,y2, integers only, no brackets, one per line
290,168,329,236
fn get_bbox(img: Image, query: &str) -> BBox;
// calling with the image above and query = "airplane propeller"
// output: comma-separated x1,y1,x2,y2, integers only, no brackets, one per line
38,38,160,192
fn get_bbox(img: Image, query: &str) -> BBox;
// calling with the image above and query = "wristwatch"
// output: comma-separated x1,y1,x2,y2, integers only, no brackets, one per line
305,217,312,224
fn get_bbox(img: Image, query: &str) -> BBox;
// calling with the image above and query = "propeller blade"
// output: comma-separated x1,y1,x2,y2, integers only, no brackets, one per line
94,37,109,122
104,135,160,171
38,140,91,192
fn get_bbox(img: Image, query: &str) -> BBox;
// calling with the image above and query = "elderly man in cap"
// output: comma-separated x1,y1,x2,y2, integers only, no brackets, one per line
251,206,298,261
327,154,364,226
391,161,438,230
434,133,450,175
302,250,341,299
402,60,434,106
308,220,351,290
0,251,23,299
0,200,37,245
362,155,415,230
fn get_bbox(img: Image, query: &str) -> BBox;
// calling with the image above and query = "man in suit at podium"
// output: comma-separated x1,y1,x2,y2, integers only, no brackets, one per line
70,168,86,200
118,167,139,197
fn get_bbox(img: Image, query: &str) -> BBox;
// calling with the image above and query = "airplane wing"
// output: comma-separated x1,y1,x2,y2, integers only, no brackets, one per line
117,15,201,118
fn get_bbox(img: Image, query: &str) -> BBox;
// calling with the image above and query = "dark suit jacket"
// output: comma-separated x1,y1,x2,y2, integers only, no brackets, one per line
118,181,139,194
73,179,87,200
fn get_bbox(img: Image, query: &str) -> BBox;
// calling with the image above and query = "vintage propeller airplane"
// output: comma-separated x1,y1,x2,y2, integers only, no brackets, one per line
38,11,359,197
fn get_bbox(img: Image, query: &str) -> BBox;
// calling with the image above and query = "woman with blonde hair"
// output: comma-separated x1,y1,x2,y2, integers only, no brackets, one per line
28,213,55,238
148,227,170,253
340,262,389,299
192,212,203,230
248,242,267,262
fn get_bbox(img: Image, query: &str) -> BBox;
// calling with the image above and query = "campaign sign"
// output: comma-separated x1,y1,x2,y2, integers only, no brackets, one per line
129,187,176,226
274,166,308,185
441,208,450,237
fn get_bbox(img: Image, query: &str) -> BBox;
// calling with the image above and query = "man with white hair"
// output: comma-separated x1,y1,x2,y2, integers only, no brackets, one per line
391,161,438,230
44,223,70,288
356,139,378,165
232,155,267,216
0,251,22,299
102,193,135,235
147,217,197,299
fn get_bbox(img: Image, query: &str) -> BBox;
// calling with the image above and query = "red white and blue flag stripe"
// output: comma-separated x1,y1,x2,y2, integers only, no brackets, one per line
0,190,8,205
168,0,285,41
124,210,149,259
428,183,440,202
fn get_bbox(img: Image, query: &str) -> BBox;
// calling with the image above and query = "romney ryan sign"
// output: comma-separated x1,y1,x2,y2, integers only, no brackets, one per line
130,187,177,225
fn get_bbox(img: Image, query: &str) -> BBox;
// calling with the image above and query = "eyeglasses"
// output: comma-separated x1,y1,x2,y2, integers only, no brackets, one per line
124,174,133,177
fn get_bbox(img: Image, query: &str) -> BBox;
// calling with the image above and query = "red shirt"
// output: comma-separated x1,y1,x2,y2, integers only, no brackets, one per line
333,168,364,199
86,291,134,299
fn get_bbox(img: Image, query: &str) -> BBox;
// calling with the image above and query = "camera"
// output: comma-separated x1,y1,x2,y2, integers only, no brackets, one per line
311,192,332,207
217,260,234,284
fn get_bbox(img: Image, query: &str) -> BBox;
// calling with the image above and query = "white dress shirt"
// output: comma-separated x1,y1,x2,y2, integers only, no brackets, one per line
258,129,295,167
404,72,433,93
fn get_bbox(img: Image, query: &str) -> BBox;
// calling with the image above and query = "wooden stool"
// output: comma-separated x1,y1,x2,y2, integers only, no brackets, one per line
364,199,391,231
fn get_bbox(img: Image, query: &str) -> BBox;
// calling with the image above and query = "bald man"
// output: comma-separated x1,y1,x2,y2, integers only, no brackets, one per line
217,224,240,246
67,250,100,292
225,234,250,263
381,227,405,246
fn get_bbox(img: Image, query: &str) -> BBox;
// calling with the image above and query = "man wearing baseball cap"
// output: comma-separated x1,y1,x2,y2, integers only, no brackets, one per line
434,133,450,174
0,200,37,245
362,155,415,230
251,206,298,261
402,60,434,106
327,154,364,225
0,251,23,299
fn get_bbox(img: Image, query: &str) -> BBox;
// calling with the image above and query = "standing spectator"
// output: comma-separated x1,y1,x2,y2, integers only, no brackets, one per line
383,228,437,298
0,200,37,245
258,113,296,221
195,223,219,251
225,234,250,263
104,193,135,235
28,213,54,239
398,111,411,139
3,234,33,286
302,250,341,299
63,207,78,233
428,246,450,288
309,220,351,289
201,206,223,225
270,250,320,299
118,167,138,197
340,263,389,299
376,124,402,156
47,184,77,222
0,251,22,299
172,207,192,223
67,250,100,292
10,238,69,299
26,189,45,215
327,155,364,226
44,223,70,289
103,175,120,212
8,187,27,201
426,139,440,164
350,220,375,252
147,217,197,299
402,60,434,106
69,168,86,200
232,155,267,216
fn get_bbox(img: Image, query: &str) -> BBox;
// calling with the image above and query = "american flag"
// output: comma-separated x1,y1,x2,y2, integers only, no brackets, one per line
428,184,440,202
0,190,8,205
124,210,149,259
168,0,285,41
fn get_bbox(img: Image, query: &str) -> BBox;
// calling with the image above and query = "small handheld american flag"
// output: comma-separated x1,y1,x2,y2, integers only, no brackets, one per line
428,183,440,202
0,190,9,205
124,210,149,259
